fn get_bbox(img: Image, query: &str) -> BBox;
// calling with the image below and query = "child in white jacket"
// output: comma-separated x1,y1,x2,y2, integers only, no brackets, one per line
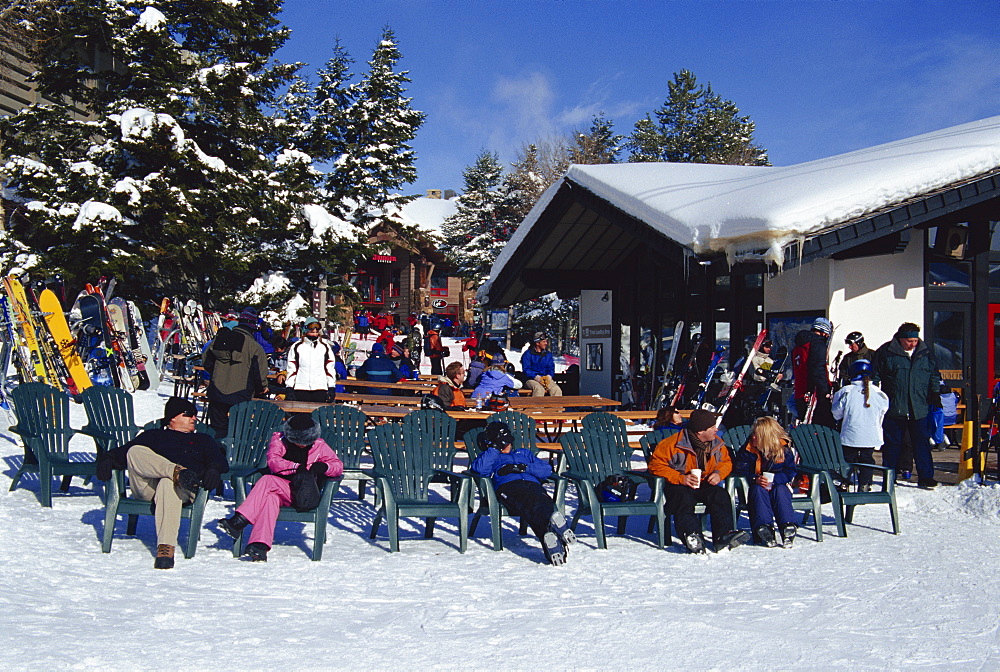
831,359,889,491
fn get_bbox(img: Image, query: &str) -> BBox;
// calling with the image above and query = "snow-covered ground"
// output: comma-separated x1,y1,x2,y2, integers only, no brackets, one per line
3,385,1000,669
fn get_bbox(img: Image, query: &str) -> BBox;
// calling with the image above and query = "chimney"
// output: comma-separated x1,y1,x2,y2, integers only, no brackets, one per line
426,189,442,199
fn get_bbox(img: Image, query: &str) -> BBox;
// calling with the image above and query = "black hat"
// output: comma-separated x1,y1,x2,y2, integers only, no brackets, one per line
686,409,719,433
283,414,320,446
484,421,514,450
420,394,446,412
163,397,197,423
845,331,864,346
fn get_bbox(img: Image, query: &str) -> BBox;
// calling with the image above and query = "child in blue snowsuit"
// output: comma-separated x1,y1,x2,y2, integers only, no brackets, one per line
469,421,574,565
735,416,799,548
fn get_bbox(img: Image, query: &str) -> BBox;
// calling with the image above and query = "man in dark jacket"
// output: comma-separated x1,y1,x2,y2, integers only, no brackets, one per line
203,307,270,437
97,398,228,569
356,342,400,396
837,331,876,388
791,317,834,427
875,322,942,488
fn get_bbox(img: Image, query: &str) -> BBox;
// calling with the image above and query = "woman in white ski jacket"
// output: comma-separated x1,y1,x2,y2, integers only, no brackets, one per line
831,358,889,491
285,318,338,402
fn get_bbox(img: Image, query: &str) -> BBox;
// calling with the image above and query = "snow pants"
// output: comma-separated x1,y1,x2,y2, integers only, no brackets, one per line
663,482,735,546
126,445,194,548
883,417,934,480
496,479,556,540
235,475,293,549
842,446,876,488
747,482,795,531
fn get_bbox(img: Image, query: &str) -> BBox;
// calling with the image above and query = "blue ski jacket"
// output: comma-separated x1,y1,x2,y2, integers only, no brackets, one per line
470,447,552,488
521,347,555,378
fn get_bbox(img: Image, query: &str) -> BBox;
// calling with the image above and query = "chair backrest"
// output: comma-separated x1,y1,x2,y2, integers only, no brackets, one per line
561,428,629,484
367,422,434,500
489,410,538,453
311,405,367,469
639,427,681,463
722,424,753,456
11,382,74,458
81,385,139,453
402,408,457,471
141,419,214,435
225,400,285,469
789,424,849,473
582,411,630,451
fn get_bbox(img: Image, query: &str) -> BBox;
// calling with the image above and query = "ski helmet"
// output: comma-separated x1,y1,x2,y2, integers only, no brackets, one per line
420,394,447,412
845,331,864,347
812,317,833,336
483,421,514,450
850,359,873,379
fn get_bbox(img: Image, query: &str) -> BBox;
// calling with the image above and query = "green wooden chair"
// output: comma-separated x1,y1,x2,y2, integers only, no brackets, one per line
8,382,97,507
312,404,369,500
80,385,141,455
101,467,209,558
463,411,552,550
790,424,899,537
638,427,681,463
221,400,285,505
402,408,458,472
558,429,667,549
724,423,826,541
365,422,472,553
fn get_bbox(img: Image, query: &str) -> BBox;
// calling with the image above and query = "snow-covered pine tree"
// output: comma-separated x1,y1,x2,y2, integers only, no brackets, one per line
504,144,548,222
625,69,769,166
569,113,623,165
440,150,518,287
0,0,319,304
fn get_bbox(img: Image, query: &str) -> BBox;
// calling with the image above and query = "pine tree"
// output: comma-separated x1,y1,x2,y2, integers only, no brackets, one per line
440,151,517,286
504,144,548,221
625,69,769,166
569,113,623,165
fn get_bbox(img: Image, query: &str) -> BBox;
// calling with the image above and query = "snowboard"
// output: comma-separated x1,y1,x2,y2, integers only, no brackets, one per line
106,299,146,390
38,288,92,395
78,292,123,388
128,300,160,390
3,276,58,387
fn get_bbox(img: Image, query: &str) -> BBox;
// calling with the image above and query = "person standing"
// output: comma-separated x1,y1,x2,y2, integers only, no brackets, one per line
831,359,889,491
521,332,562,397
203,307,270,437
285,317,338,403
874,322,942,488
837,331,876,388
791,317,834,427
425,326,446,376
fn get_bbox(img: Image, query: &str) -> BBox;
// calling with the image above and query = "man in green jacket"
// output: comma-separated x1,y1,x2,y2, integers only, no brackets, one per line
203,307,269,437
874,322,942,488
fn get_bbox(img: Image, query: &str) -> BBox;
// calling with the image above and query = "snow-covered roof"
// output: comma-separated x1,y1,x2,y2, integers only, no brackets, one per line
491,115,1000,289
387,196,458,235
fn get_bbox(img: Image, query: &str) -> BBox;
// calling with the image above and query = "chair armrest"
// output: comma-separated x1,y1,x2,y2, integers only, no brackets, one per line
433,469,470,482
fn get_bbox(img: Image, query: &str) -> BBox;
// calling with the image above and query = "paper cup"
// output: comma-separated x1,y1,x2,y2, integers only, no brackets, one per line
690,468,702,482
761,472,775,484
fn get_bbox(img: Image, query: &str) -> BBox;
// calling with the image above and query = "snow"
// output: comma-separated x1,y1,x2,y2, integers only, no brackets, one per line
386,195,459,235
301,203,354,244
118,108,227,172
2,387,1000,668
495,114,1000,278
135,6,167,31
71,200,124,231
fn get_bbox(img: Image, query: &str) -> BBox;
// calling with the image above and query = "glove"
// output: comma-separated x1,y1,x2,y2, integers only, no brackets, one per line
309,462,328,477
497,462,526,477
201,468,221,492
927,392,942,408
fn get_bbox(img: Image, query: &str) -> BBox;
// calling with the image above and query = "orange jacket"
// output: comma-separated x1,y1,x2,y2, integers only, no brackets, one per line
435,379,466,408
647,429,732,485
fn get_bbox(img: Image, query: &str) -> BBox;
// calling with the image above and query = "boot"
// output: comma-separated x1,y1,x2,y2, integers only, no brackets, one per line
243,542,269,562
172,465,201,496
540,532,567,566
780,524,797,549
714,530,750,553
548,511,576,547
755,525,778,548
154,544,175,569
681,531,707,554
218,512,250,539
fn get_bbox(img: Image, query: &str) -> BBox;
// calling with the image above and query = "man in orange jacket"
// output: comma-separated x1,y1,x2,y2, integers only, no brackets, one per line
648,409,749,554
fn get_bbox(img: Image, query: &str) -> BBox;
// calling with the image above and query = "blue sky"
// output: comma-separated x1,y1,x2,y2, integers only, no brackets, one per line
277,0,1000,197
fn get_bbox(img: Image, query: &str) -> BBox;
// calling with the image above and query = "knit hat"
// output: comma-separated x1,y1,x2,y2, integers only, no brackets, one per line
686,409,719,433
163,397,197,423
238,307,258,328
391,343,405,358
484,421,514,450
812,318,833,335
283,414,320,446
304,316,321,329
371,342,385,354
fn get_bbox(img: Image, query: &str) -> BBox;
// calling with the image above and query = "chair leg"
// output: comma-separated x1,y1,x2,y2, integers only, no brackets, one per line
102,507,117,553
357,478,367,501
312,514,326,561
387,507,399,552
593,506,607,549
889,499,900,535
369,510,383,540
845,504,856,524
39,463,53,508
616,516,627,536
8,463,26,491
425,517,437,539
126,514,139,536
458,504,468,555
60,474,72,492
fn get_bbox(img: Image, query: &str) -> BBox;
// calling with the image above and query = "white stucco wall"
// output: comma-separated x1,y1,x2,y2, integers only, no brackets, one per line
764,230,925,353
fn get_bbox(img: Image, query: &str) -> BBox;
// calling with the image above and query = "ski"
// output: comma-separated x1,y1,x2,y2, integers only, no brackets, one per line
691,345,726,409
37,288,93,395
714,329,769,424
756,345,788,413
651,320,684,410
128,300,160,390
669,332,703,408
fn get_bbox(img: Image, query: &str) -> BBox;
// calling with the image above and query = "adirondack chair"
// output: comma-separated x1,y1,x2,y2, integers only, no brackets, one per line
366,422,471,553
558,430,666,549
638,427,681,463
311,404,369,500
790,424,899,536
221,400,285,504
402,408,458,472
228,475,343,561
102,468,209,558
463,411,550,550
8,382,97,507
724,424,825,541
80,385,141,455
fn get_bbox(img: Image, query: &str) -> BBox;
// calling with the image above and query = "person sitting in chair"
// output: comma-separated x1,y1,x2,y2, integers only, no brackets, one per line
97,398,228,569
469,421,575,565
520,332,562,397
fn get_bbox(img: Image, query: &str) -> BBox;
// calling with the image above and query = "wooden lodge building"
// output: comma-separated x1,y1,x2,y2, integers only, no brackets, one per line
480,116,1000,417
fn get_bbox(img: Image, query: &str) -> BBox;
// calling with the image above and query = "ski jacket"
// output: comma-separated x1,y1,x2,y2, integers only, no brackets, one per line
203,326,269,404
435,377,466,408
873,339,941,421
265,432,344,479
647,429,732,486
521,347,555,379
467,359,487,388
470,447,552,488
837,344,876,387
734,443,797,485
750,351,774,383
472,369,522,398
791,330,830,401
425,329,444,358
832,379,889,447
99,428,229,490
286,337,338,391
375,329,395,351
356,353,400,395
253,329,275,355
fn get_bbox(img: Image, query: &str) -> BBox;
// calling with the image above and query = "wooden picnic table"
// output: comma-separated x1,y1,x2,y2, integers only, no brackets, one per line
337,378,437,392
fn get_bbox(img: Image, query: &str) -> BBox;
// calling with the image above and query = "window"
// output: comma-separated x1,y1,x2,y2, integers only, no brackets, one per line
931,310,965,372
928,261,970,289
430,271,448,296
389,269,401,297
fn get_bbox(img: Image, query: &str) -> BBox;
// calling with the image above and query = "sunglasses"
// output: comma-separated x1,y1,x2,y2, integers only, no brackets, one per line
180,411,197,418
